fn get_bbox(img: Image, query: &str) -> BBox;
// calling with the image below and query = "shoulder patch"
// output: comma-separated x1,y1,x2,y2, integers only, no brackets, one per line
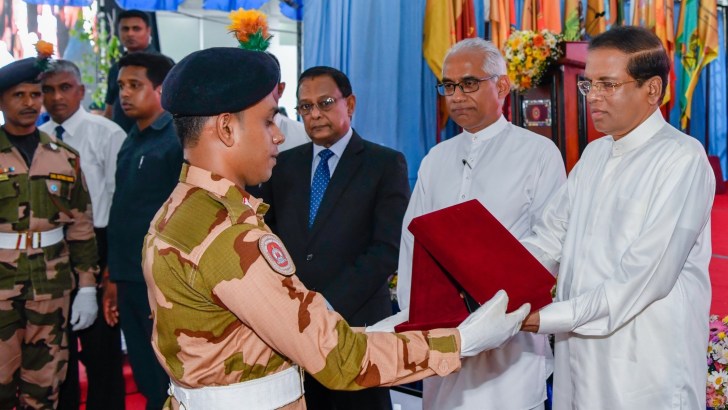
258,234,295,276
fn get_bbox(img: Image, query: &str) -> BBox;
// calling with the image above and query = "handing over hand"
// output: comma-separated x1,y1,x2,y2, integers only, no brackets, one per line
102,270,119,327
521,311,540,333
457,290,530,357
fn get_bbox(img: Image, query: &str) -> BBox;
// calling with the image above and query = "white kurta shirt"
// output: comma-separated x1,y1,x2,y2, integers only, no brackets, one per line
40,108,126,228
275,113,310,152
522,109,715,410
397,116,566,410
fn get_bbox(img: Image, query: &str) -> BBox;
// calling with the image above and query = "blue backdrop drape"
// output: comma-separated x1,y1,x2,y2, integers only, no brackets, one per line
303,0,437,186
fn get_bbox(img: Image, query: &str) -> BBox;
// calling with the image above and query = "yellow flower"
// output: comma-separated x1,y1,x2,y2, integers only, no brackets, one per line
720,332,726,340
35,40,54,58
227,8,269,43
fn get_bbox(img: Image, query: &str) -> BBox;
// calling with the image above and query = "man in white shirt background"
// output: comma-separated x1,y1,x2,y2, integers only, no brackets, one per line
396,38,566,410
40,59,127,410
520,26,715,410
269,53,309,152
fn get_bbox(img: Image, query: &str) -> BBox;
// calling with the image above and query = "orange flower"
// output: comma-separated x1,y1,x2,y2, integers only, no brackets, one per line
533,34,545,47
35,40,54,58
228,8,269,43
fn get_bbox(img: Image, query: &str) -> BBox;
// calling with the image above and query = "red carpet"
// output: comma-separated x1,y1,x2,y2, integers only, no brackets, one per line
78,358,146,410
711,194,728,316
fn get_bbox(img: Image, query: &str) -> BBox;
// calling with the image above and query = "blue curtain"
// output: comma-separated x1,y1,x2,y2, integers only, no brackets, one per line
708,11,727,180
202,0,265,12
115,0,182,11
303,0,435,186
22,0,91,6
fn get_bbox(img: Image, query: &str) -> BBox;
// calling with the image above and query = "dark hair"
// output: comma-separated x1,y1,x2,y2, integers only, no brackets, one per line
589,26,670,99
118,53,175,88
173,116,211,148
117,10,151,27
43,59,82,83
297,66,352,99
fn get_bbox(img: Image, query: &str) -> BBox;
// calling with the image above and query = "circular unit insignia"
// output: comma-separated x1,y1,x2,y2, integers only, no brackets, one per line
258,234,295,276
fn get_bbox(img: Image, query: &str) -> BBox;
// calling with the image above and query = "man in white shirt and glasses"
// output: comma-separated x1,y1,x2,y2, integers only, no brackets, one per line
40,59,127,410
395,37,566,410
519,26,715,410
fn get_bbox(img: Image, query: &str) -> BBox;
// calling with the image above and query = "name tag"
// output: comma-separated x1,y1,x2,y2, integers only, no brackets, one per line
48,173,75,183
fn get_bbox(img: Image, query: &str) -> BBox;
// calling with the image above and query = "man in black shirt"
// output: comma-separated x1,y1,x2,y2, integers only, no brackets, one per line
103,52,180,410
104,9,157,132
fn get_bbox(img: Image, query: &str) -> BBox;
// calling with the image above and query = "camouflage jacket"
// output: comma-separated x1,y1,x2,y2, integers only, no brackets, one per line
0,129,98,301
143,164,462,406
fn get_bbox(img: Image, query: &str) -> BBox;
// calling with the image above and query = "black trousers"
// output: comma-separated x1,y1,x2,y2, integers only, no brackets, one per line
304,375,393,410
117,281,169,410
58,228,126,410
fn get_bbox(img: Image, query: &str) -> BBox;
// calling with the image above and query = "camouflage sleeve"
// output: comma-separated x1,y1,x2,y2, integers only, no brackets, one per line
198,225,462,390
66,162,99,287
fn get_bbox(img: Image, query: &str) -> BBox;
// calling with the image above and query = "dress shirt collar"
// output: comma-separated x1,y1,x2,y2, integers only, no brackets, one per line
462,115,509,142
610,108,665,157
46,107,88,138
312,126,353,160
132,111,173,136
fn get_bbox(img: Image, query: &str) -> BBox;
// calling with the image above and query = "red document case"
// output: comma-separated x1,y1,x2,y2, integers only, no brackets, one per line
395,200,555,332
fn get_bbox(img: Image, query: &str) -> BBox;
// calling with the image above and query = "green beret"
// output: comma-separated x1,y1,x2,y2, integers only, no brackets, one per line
0,58,43,93
161,47,280,117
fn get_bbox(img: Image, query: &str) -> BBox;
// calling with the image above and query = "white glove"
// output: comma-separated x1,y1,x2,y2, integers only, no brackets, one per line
71,287,98,331
457,290,530,357
365,309,409,333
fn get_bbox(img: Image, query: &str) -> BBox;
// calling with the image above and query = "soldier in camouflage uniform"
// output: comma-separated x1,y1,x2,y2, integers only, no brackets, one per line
0,57,99,409
143,47,529,409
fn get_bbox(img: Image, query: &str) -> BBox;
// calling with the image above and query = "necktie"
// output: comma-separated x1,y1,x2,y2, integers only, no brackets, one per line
309,149,334,228
55,125,65,141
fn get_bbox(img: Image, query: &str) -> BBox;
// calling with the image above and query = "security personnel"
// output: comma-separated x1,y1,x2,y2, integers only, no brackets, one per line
0,55,99,409
142,47,529,410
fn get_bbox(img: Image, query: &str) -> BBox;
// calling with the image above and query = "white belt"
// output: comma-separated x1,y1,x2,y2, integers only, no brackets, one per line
0,227,64,250
169,365,305,410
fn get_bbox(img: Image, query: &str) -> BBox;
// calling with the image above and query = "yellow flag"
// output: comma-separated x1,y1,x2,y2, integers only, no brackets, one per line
423,0,457,81
586,0,606,36
491,0,511,50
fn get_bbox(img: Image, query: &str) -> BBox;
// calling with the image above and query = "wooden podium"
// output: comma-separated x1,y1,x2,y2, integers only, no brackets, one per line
509,42,602,172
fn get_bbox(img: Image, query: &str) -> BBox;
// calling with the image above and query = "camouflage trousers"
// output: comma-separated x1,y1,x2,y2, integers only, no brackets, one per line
0,295,70,410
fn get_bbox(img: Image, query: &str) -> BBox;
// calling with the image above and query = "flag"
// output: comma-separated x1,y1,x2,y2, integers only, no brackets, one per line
522,0,561,32
563,0,581,40
490,0,511,49
676,0,719,128
631,0,675,107
586,0,606,36
424,0,477,80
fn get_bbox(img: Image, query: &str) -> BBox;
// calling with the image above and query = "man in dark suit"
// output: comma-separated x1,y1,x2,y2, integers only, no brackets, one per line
261,66,410,410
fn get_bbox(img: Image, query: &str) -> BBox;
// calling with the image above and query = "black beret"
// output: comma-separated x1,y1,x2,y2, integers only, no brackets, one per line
162,47,280,117
0,58,43,93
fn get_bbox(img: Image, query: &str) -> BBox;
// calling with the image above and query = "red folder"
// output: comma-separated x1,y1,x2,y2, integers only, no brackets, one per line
395,199,555,332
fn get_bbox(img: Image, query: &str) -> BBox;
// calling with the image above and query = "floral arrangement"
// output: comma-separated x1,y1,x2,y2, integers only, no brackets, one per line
228,8,272,52
708,315,728,409
503,30,564,93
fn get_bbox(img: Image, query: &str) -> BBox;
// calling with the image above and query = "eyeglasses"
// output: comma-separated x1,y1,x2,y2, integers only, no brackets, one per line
436,75,499,96
577,80,637,96
295,97,338,116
